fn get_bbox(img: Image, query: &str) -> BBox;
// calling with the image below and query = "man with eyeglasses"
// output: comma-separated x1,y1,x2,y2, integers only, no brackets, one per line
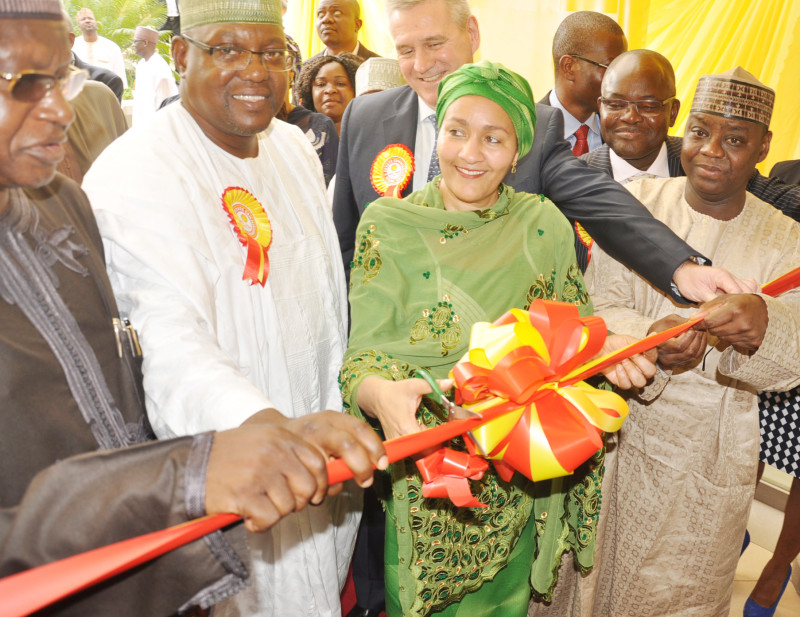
583,50,800,219
83,0,368,615
0,1,386,615
583,65,800,617
540,11,627,156
131,25,178,126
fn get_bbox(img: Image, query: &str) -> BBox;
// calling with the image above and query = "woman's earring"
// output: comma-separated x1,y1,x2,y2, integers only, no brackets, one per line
511,161,518,174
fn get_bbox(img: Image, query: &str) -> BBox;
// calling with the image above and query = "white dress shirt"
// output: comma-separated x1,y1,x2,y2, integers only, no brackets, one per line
412,97,437,192
609,142,670,183
549,89,602,152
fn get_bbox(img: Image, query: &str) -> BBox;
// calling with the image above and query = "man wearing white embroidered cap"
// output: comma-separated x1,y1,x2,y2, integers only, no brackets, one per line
84,0,374,615
0,0,386,615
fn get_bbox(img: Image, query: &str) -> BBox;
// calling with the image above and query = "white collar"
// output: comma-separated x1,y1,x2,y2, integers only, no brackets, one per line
417,96,436,124
609,142,670,183
549,89,601,137
323,40,360,56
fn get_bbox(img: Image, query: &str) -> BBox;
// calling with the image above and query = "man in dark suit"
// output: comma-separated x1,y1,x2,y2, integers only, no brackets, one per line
771,160,800,185
307,0,379,62
538,10,627,155
583,49,800,220
333,0,753,304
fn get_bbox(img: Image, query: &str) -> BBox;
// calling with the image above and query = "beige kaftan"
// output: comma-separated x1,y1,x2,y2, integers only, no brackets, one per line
580,177,800,617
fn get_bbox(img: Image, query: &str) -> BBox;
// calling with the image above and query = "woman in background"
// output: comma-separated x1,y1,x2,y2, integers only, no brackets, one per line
278,35,339,186
296,52,362,135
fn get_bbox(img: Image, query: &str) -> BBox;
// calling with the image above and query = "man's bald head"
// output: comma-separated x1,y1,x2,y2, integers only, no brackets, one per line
551,11,627,121
315,0,362,54
552,11,625,70
76,7,97,36
599,49,680,171
604,49,676,97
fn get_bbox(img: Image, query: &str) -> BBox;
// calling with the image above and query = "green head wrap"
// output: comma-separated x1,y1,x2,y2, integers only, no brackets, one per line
436,60,536,159
181,0,282,32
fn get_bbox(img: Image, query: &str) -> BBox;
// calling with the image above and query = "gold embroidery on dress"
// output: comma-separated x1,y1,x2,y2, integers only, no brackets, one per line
409,295,462,356
562,263,590,306
525,269,558,308
350,225,382,288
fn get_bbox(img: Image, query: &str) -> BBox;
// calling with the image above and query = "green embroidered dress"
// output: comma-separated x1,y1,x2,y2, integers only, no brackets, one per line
340,180,601,617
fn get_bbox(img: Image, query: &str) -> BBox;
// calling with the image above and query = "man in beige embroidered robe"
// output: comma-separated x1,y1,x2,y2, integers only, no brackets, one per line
582,68,800,616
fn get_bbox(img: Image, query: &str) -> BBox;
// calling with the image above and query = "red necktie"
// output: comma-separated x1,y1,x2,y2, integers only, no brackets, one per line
572,124,590,156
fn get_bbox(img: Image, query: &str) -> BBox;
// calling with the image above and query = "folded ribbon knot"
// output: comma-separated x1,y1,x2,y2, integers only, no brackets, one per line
450,300,629,483
416,447,490,508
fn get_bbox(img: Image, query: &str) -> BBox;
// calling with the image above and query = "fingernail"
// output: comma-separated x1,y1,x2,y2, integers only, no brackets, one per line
377,455,389,470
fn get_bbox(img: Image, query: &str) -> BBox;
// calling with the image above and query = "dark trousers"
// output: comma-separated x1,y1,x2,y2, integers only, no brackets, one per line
352,485,386,610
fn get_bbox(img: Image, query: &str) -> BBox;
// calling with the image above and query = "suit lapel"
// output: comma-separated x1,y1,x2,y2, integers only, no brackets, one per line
666,136,685,177
381,87,419,197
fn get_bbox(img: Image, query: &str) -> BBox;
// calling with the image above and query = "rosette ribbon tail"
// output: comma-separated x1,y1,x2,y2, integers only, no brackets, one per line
242,235,269,286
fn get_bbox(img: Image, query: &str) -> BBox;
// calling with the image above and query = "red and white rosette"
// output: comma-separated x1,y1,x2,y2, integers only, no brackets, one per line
370,144,414,198
221,186,272,286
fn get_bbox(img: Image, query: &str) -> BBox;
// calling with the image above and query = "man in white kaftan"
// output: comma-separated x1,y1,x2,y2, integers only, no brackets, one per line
83,1,360,615
582,68,800,617
131,26,178,126
72,8,128,88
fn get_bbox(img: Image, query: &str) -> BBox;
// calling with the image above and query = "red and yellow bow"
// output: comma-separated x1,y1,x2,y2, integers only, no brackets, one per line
450,301,628,483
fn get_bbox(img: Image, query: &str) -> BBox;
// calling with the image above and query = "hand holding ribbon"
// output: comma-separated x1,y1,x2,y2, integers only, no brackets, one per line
5,265,800,617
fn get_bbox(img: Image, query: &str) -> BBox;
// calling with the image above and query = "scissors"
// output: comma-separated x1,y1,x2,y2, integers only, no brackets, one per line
414,368,487,455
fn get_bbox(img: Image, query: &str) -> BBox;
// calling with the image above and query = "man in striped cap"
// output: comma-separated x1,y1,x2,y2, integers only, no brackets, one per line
0,1,385,614
84,0,377,615
580,67,800,617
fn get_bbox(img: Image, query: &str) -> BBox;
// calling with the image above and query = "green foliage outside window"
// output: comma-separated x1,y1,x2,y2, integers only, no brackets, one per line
65,0,175,99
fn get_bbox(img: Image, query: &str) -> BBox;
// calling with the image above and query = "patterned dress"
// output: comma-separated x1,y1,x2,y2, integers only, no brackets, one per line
341,179,602,617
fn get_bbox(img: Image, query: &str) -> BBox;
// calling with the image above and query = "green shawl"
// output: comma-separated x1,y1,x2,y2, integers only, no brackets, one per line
340,180,600,616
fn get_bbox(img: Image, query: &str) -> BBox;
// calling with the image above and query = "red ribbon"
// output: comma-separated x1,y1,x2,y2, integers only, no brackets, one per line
5,267,800,617
416,448,489,508
449,301,619,484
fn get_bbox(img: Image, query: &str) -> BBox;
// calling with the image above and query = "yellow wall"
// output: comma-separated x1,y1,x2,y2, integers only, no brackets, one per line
286,0,800,172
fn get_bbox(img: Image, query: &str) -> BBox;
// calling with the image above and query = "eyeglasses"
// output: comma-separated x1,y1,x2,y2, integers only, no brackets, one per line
182,34,295,72
599,96,676,116
0,65,88,103
569,55,609,70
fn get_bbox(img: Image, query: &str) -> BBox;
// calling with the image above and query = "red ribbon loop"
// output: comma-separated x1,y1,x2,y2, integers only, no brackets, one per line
450,300,627,483
416,448,489,508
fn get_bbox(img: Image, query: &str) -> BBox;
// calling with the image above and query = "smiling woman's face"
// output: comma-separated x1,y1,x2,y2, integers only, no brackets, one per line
311,61,354,125
436,95,518,212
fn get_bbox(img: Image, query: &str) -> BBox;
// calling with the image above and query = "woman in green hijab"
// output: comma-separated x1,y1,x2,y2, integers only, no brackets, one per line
340,61,654,617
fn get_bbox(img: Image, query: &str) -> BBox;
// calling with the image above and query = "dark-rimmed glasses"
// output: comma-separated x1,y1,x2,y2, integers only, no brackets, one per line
182,34,295,72
0,65,88,103
569,55,609,70
599,97,676,116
